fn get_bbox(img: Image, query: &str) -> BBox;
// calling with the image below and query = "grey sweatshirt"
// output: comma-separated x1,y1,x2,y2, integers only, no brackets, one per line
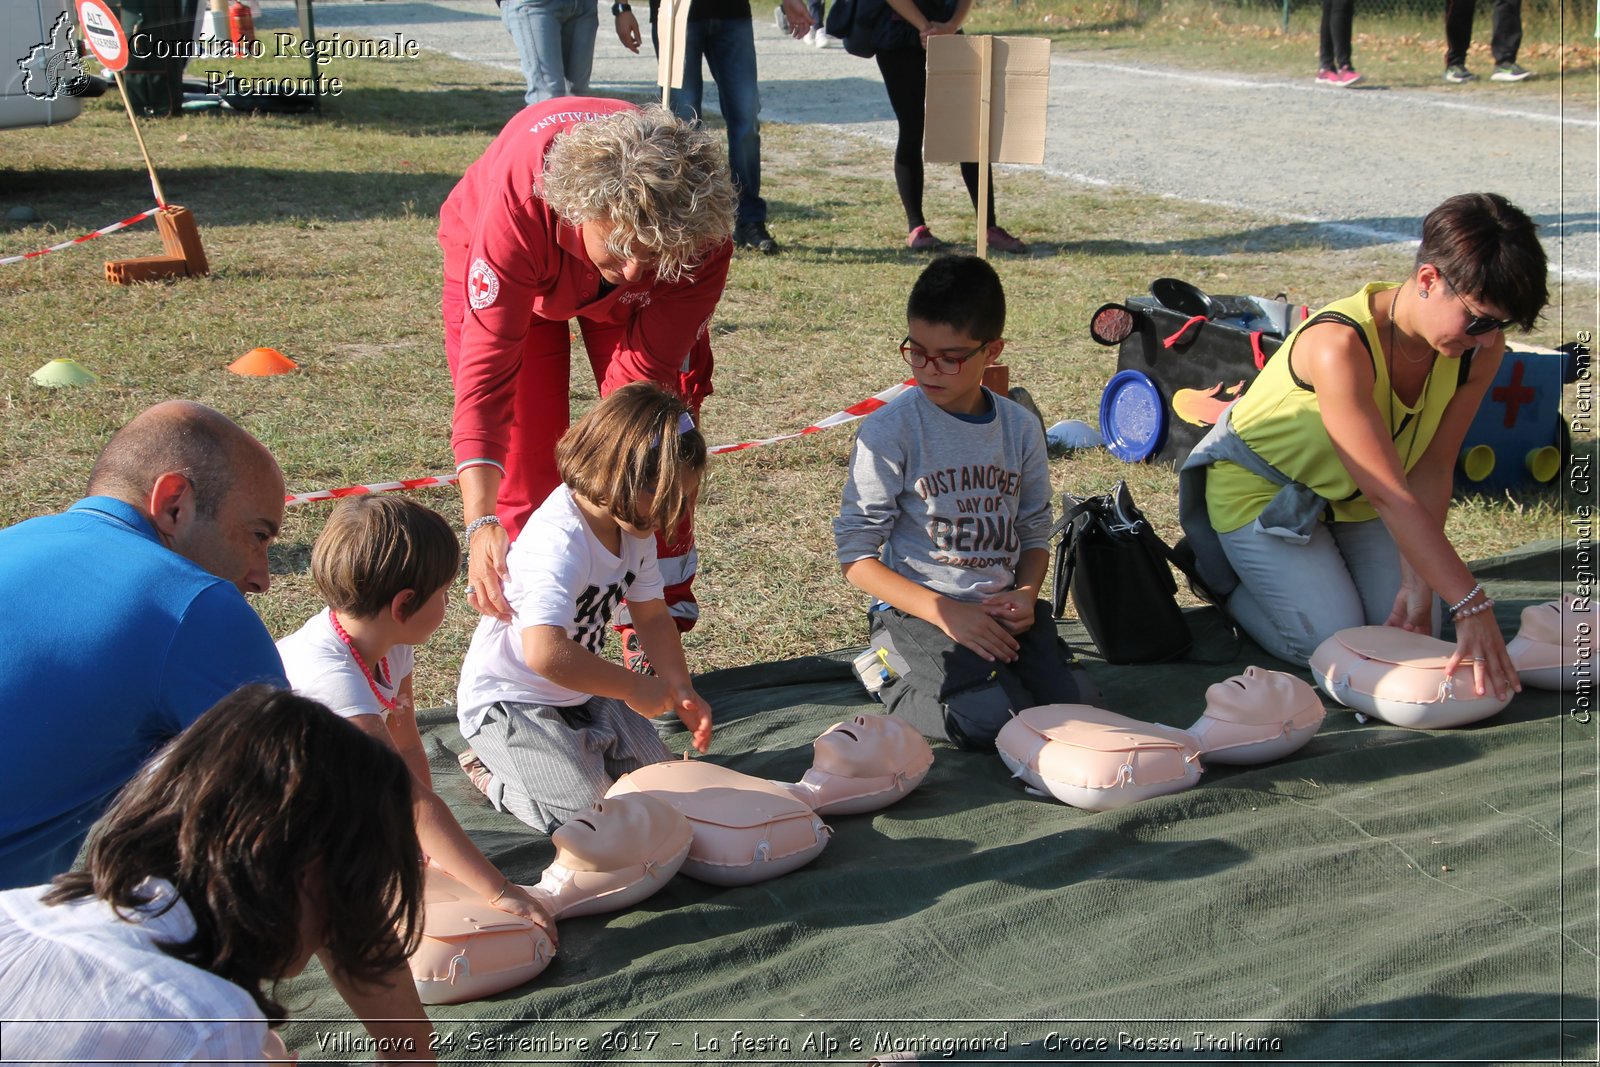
833,386,1053,603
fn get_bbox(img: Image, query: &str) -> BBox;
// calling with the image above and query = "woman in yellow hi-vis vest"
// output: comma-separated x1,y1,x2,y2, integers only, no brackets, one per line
1180,193,1547,702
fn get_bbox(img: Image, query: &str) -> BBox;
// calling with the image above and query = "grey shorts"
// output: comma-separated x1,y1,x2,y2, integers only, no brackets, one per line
469,697,672,834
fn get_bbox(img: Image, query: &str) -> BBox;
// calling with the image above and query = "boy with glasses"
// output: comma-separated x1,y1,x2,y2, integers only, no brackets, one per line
832,256,1095,750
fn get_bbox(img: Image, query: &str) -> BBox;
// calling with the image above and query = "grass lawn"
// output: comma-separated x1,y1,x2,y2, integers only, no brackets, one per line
0,39,1582,710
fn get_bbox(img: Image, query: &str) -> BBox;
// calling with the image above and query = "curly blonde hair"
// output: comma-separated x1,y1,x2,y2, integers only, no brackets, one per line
540,105,736,284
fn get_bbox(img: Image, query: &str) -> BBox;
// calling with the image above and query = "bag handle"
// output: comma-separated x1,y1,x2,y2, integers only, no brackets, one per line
1161,315,1208,349
1251,330,1270,370
1049,493,1103,618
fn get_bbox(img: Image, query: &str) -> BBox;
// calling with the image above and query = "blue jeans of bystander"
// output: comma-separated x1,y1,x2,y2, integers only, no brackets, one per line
653,17,766,226
503,0,600,105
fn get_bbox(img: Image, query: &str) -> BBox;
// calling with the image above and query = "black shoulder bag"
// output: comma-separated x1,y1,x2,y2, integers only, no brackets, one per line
1051,481,1231,665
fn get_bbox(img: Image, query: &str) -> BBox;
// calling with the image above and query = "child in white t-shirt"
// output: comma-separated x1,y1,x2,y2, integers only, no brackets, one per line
278,497,557,944
456,381,714,834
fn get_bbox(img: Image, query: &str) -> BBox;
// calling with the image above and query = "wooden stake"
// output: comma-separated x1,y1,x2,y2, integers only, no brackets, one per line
975,35,992,260
659,0,674,108
112,70,167,209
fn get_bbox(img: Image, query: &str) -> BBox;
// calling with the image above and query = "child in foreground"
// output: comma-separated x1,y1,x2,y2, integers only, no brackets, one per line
277,497,556,944
455,381,714,834
0,686,426,1063
833,255,1095,750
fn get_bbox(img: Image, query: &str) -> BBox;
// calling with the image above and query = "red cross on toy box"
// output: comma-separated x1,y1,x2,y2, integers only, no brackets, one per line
1456,345,1576,496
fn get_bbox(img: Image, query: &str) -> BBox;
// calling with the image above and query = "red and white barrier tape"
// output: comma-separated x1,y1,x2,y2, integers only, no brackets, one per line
705,377,913,455
284,378,916,507
284,475,460,508
0,207,161,266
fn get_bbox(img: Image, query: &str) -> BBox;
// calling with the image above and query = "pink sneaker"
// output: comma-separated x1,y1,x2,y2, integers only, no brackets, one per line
1337,66,1363,86
986,225,1028,254
1315,68,1339,85
906,224,943,251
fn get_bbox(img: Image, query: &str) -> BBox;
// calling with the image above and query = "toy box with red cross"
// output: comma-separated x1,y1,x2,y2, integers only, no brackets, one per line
1455,343,1578,497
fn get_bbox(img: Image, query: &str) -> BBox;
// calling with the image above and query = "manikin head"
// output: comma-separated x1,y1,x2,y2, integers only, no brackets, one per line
812,715,932,780
1201,666,1320,724
551,793,691,874
1188,666,1325,766
786,715,935,818
1514,594,1586,646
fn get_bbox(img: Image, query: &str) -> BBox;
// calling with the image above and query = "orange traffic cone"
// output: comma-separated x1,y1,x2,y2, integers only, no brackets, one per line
228,347,297,376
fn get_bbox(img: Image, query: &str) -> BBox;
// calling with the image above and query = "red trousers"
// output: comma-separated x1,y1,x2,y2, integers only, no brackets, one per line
444,288,709,634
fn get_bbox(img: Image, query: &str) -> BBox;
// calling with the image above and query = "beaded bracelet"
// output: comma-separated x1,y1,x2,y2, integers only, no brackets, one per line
1453,597,1496,622
465,515,502,541
1447,582,1484,615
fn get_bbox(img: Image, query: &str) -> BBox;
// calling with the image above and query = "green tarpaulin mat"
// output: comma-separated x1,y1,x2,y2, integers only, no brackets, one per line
279,541,1596,1064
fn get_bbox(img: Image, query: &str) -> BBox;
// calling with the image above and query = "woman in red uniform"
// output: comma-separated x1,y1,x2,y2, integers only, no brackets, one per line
441,99,737,663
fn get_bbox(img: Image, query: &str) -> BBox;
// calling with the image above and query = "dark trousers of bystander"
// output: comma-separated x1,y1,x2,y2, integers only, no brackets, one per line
873,45,997,233
1445,0,1523,67
1318,0,1354,70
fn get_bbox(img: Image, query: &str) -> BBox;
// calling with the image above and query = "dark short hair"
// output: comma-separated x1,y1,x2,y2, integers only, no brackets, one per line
557,381,707,542
906,255,1006,341
1416,192,1547,331
312,497,460,620
44,686,423,1024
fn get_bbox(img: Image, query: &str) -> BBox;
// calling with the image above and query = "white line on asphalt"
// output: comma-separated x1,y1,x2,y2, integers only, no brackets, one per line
1061,57,1597,129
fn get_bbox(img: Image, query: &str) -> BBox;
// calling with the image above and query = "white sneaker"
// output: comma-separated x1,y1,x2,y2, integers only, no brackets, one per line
802,27,816,44
773,4,790,31
814,31,837,47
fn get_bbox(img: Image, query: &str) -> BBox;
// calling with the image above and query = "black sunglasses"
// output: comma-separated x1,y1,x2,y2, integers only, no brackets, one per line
1440,274,1515,336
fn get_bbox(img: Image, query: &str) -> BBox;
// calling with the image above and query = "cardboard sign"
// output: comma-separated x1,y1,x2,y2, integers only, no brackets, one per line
656,0,694,93
923,35,1050,165
76,0,129,72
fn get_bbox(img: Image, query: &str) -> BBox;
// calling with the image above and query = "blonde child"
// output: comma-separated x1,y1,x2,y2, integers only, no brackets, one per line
277,497,557,947
456,381,714,834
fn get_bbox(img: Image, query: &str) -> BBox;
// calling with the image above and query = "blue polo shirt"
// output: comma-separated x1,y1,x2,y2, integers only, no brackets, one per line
0,498,287,889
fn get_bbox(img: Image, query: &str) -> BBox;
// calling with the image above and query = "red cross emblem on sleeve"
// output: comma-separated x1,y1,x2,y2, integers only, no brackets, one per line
467,258,499,311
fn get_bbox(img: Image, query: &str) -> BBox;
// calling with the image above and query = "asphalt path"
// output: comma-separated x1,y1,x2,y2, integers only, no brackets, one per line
299,0,1595,286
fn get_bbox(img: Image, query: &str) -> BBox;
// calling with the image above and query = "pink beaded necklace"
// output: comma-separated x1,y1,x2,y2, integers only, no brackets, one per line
329,610,399,713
